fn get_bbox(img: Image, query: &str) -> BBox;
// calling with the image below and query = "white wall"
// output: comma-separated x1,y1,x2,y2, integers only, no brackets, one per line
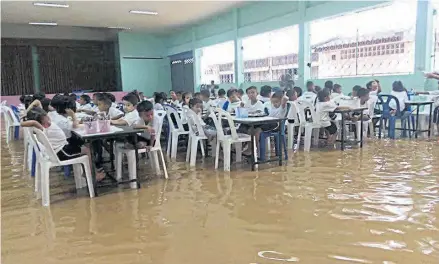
1,23,117,41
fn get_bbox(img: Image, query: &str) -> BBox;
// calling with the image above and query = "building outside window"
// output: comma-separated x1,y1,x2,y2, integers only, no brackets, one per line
199,41,235,84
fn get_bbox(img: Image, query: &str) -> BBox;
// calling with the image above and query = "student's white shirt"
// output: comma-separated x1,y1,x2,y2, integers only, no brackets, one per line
171,99,180,108
51,112,73,138
122,109,140,127
75,101,81,109
203,99,216,113
111,102,118,108
264,101,287,118
215,97,227,109
44,123,68,154
257,95,271,103
154,103,164,111
99,107,123,119
428,90,439,107
77,103,93,112
330,92,344,102
18,103,25,111
47,110,57,120
244,100,265,113
316,101,338,127
241,94,249,104
135,112,160,134
180,105,189,124
390,90,409,111
299,91,317,104
226,101,242,112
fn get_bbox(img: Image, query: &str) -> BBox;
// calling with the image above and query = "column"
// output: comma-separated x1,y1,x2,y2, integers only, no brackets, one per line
192,28,201,92
31,45,40,93
233,8,244,88
297,2,310,89
414,0,433,73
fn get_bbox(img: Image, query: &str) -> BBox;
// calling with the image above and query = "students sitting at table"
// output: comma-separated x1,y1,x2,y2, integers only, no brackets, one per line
215,89,227,108
237,89,245,101
324,80,334,92
293,86,303,98
110,93,140,126
176,91,183,105
154,93,165,111
242,86,265,114
349,85,362,98
299,81,317,104
258,85,272,103
222,89,241,113
201,89,216,114
286,88,298,102
390,81,409,113
193,92,202,100
21,107,105,180
188,98,216,141
96,94,123,120
76,94,93,113
316,89,350,145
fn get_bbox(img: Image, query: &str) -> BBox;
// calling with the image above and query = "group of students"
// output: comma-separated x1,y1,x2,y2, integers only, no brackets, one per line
19,91,160,181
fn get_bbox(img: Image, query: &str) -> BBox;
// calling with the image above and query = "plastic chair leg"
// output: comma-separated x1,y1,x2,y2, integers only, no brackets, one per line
82,161,95,197
126,150,137,189
171,134,179,159
190,138,198,167
287,124,294,149
151,151,160,175
259,133,267,161
41,163,51,207
158,150,168,179
31,150,36,177
296,126,302,150
115,148,123,181
35,161,41,194
223,142,231,171
166,133,172,157
235,142,242,163
304,127,313,152
214,140,220,170
186,136,192,163
388,117,396,139
14,126,19,140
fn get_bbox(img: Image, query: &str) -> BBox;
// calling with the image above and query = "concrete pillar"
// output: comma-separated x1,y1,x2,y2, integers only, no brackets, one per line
298,2,310,89
233,9,244,88
192,29,201,92
414,0,434,73
31,45,40,93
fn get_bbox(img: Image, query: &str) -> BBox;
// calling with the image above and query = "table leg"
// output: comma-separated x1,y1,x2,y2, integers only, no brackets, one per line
109,139,115,172
340,115,345,151
277,121,282,166
415,106,420,139
88,139,98,196
133,135,141,188
428,103,433,137
360,111,364,148
250,125,256,171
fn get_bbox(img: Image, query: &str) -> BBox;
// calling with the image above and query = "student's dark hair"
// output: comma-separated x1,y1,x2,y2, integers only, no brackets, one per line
227,88,237,98
260,85,272,97
352,85,362,93
366,81,374,90
137,100,154,113
306,81,314,89
122,93,139,106
189,98,203,108
200,89,210,98
246,86,257,93
271,91,284,99
104,92,116,102
80,94,91,104
315,86,322,92
26,107,47,124
286,89,296,98
97,94,112,107
194,92,201,98
317,89,331,102
128,91,141,102
19,95,26,104
69,93,77,100
63,92,70,96
218,89,226,97
24,96,33,109
293,86,303,97
182,92,192,105
41,98,51,112
52,96,75,114
392,81,405,92
324,80,334,90
176,91,182,95
357,88,370,98
66,98,77,112
333,84,342,91
32,92,45,102
237,89,244,96
155,93,165,104
93,92,102,99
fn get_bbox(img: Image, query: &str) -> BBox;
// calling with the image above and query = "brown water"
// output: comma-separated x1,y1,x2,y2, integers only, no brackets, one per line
2,130,439,264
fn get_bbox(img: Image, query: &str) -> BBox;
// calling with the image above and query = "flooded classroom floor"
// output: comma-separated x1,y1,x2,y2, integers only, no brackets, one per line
1,129,439,264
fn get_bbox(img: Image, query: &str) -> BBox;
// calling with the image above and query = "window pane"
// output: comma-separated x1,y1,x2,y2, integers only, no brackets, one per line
199,41,235,84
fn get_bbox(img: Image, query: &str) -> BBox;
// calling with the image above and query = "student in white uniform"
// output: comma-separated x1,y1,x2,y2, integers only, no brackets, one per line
215,89,227,109
390,81,409,112
418,72,439,134
20,107,105,180
242,86,265,113
300,81,317,104
222,89,242,113
257,85,272,103
111,93,140,127
153,93,165,111
96,94,123,120
76,94,94,113
200,90,216,114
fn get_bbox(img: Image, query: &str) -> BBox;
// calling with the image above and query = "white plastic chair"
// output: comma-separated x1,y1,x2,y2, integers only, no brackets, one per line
165,105,189,159
115,110,168,186
210,109,251,171
286,101,301,149
296,101,323,151
32,128,95,206
23,127,35,172
3,106,20,143
185,108,208,167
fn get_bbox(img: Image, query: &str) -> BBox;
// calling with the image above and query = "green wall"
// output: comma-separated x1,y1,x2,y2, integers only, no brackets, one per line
118,32,171,96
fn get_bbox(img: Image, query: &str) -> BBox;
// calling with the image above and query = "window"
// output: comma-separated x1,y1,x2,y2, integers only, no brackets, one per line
242,25,299,82
199,41,235,84
433,1,439,71
310,0,416,78
331,55,336,60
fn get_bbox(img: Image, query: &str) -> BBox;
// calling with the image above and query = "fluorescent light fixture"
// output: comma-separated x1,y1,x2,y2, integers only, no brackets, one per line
29,22,58,26
33,2,69,8
108,26,131,30
129,10,158,15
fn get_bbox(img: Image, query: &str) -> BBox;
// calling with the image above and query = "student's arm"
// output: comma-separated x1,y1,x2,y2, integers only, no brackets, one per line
25,99,42,113
66,109,79,129
110,118,128,126
111,114,124,120
81,109,97,115
425,72,439,80
20,120,44,130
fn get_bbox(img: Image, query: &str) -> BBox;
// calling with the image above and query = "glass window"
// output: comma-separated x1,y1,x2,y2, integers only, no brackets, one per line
199,41,235,84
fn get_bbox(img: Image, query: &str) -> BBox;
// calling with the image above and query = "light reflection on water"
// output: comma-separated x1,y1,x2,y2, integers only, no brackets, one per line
1,131,438,264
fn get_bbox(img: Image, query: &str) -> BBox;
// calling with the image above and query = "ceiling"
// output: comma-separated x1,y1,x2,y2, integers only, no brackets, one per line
1,1,242,32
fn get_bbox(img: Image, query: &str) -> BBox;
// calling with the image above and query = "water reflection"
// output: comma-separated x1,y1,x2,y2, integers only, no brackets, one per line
1,131,438,264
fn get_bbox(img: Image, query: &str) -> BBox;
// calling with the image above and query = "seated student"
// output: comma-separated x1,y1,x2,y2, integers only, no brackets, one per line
96,95,123,120
138,92,147,101
176,91,183,104
181,92,192,107
32,92,46,102
102,92,118,108
315,86,322,93
324,80,334,91
200,89,216,114
418,72,439,134
293,86,303,98
21,107,105,180
258,85,272,103
286,88,298,102
188,98,216,141
193,92,202,100
237,89,245,101
349,85,362,97
154,93,165,111
300,81,317,103
50,96,79,139
242,86,265,113
389,81,408,112
222,88,241,112
24,98,53,118
215,89,227,108
331,84,343,99
316,89,350,144
351,88,371,121
76,94,93,113
110,93,140,126
18,95,26,111
69,93,78,109
170,91,180,107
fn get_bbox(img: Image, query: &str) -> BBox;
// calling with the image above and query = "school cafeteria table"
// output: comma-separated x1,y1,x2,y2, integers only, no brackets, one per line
72,125,145,195
232,116,287,171
333,107,368,151
405,101,434,138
